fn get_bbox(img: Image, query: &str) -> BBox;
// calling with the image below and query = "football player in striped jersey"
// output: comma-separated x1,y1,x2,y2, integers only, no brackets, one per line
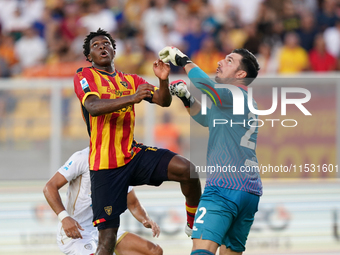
73,29,201,255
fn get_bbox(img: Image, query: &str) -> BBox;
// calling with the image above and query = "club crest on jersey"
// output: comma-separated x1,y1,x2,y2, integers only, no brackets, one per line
120,81,129,89
84,243,93,250
104,206,112,216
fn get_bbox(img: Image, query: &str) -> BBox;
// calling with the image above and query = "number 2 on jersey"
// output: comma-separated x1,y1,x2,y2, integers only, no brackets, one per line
240,112,256,150
195,207,207,224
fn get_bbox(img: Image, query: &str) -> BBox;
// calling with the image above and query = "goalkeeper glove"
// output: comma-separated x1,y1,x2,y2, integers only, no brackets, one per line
159,46,192,67
169,80,195,108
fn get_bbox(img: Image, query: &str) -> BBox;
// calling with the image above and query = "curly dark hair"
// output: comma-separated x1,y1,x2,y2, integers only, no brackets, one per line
83,28,116,62
232,48,260,85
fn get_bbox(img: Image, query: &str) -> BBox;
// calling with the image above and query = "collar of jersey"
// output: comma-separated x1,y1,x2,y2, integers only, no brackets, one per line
236,84,248,91
92,67,117,77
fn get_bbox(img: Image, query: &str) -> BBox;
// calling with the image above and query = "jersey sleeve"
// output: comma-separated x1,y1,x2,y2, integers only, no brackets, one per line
57,148,89,182
74,67,101,106
188,67,233,107
131,74,159,103
192,108,210,127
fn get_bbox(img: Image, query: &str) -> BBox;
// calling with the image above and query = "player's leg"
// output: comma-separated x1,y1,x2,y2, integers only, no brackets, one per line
191,186,237,254
90,167,131,255
58,232,97,255
167,154,201,205
166,154,201,230
222,191,260,254
115,232,162,255
96,226,119,255
219,245,242,255
129,147,201,234
191,239,219,254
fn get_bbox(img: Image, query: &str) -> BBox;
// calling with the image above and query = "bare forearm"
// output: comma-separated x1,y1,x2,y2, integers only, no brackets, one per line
85,84,155,116
43,185,66,215
154,78,172,107
129,203,149,224
85,96,135,116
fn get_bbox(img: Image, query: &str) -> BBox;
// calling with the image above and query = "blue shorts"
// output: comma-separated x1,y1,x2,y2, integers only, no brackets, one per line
90,145,176,230
192,186,260,252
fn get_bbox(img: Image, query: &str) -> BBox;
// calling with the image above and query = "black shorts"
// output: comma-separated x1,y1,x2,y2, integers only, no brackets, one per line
90,145,176,230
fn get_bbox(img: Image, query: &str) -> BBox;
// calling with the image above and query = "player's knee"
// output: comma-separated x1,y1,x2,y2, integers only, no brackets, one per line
191,249,214,255
150,244,163,255
168,155,195,182
98,229,117,252
181,161,200,182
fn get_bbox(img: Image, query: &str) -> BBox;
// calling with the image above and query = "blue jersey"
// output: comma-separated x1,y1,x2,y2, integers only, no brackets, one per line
188,67,262,196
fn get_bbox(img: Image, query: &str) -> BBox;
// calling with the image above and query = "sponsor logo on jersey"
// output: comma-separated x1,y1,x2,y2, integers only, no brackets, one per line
63,161,73,171
145,147,158,152
114,105,132,114
104,206,112,216
80,78,89,90
84,243,93,250
106,87,131,96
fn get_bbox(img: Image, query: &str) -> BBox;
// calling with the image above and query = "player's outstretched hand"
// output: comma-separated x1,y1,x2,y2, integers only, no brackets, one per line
153,59,170,81
159,46,192,67
142,219,160,238
169,80,195,108
62,216,84,239
132,84,155,104
169,80,190,98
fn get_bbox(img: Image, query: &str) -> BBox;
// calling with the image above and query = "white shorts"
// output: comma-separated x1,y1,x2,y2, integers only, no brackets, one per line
58,229,127,255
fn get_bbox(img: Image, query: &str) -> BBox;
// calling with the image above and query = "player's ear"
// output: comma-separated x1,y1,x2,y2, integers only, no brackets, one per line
87,54,92,62
113,50,116,59
236,70,247,79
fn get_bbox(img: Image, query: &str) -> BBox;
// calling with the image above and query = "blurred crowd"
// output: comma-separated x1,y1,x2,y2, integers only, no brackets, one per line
0,0,340,78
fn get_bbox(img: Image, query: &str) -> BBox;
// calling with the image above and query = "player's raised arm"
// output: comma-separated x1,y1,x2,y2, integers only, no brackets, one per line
159,46,197,74
151,59,172,107
127,189,160,238
43,173,84,239
158,46,219,98
160,46,260,108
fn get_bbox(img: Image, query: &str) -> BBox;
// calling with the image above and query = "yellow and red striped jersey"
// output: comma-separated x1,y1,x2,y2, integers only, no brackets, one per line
74,67,154,170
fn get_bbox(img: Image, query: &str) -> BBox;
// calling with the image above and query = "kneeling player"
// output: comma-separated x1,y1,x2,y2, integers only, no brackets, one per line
43,147,162,255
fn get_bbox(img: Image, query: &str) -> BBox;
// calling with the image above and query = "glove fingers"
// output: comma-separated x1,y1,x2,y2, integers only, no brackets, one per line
159,52,168,59
169,59,178,66
158,47,171,58
159,46,179,66
159,56,167,62
162,56,172,63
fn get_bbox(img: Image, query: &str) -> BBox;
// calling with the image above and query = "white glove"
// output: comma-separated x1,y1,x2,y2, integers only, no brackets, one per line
159,46,192,67
169,80,191,98
169,80,194,108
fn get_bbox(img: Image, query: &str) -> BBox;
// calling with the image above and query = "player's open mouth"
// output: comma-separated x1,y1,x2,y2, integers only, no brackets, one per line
216,67,221,73
101,51,109,57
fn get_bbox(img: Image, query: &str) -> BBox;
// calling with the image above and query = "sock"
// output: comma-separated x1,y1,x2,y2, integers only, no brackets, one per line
191,249,214,255
186,203,198,228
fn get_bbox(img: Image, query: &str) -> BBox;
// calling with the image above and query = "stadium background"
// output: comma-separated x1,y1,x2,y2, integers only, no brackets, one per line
0,0,340,254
